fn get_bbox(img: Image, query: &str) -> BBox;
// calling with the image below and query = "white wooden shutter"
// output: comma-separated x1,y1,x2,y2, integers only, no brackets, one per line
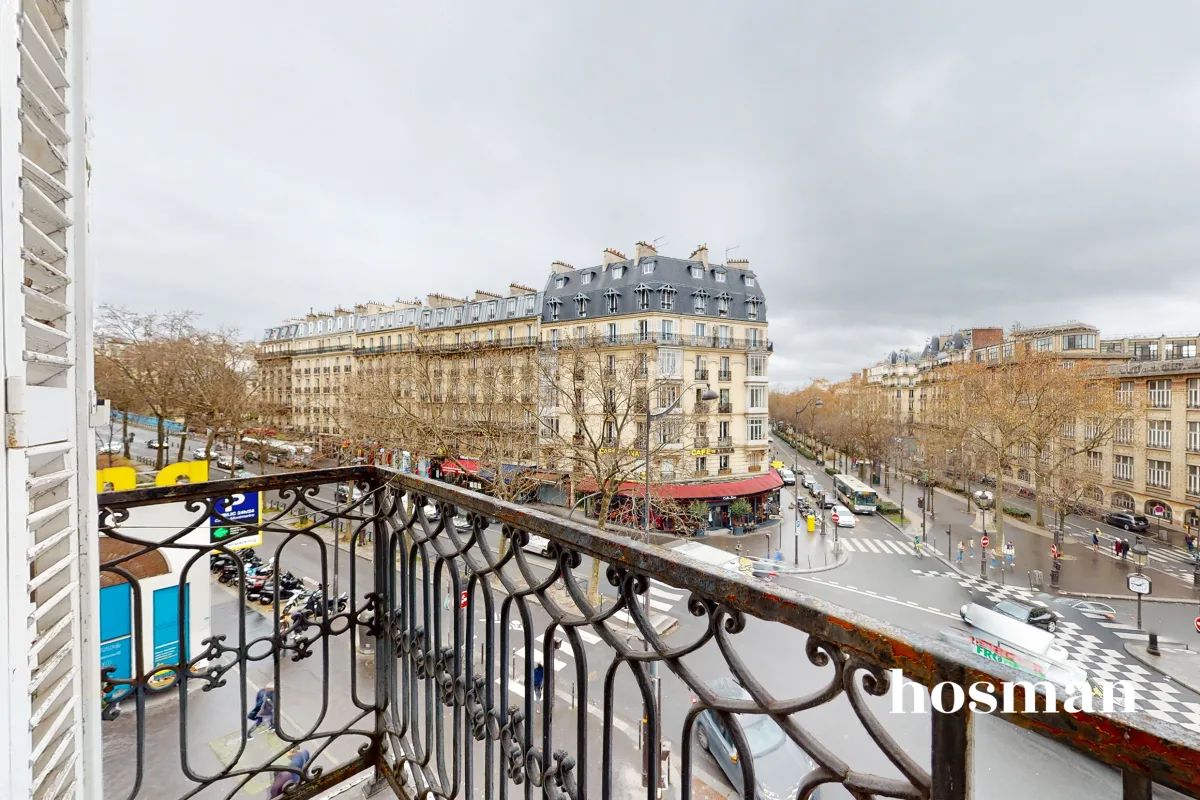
1,1,95,798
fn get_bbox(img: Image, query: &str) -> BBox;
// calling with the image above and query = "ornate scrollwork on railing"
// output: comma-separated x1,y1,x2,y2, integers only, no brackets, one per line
99,466,1200,800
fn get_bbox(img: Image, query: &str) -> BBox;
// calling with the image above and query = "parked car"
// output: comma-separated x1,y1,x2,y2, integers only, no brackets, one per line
265,453,280,465
778,468,796,486
1100,511,1149,532
831,504,856,528
216,456,245,470
145,438,169,449
988,599,1061,633
801,474,817,490
98,441,123,455
1048,597,1117,621
335,485,364,503
695,679,817,799
191,447,214,460
522,534,552,557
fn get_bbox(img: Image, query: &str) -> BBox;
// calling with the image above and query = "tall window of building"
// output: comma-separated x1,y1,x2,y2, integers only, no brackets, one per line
717,295,730,317
1035,337,1053,352
661,287,676,310
526,295,536,313
487,301,498,320
720,356,731,378
1117,380,1134,405
696,457,708,473
719,388,731,408
1147,459,1171,489
1088,451,1103,474
637,319,650,342
748,386,767,409
507,298,517,314
636,287,650,310
661,319,675,342
1002,342,1014,358
717,325,732,347
714,271,726,283
657,383,680,409
1148,419,1172,449
604,291,618,313
748,328,761,347
693,292,707,313
747,417,766,442
526,324,533,341
507,326,515,344
642,261,654,275
555,276,567,289
690,266,703,278
1133,342,1158,361
605,322,618,343
1148,379,1172,408
549,329,559,348
719,455,731,472
694,322,707,340
581,272,592,284
1190,464,1200,496
611,265,625,278
1188,378,1200,408
746,299,759,320
1167,341,1196,360
657,349,680,378
1062,334,1096,350
718,420,730,441
1188,421,1200,453
575,296,588,317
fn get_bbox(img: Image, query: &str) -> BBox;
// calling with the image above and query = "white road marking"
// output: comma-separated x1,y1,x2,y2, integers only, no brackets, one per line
862,539,881,553
648,585,684,601
791,576,959,620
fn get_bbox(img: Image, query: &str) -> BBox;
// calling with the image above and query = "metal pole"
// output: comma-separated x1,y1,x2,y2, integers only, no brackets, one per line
1137,591,1143,630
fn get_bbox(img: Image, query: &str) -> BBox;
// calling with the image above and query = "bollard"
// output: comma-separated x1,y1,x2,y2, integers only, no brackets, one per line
1148,633,1160,656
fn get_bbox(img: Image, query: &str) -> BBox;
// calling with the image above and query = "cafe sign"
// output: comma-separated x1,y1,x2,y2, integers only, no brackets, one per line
690,447,735,456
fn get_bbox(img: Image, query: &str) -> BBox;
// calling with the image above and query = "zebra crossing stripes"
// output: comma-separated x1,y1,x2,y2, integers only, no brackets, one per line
837,537,914,555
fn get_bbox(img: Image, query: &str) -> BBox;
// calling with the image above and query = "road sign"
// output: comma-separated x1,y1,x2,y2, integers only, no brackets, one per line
1195,617,1200,634
1127,574,1152,596
210,491,262,550
980,536,989,548
831,513,840,525
1051,544,1059,559
1154,504,1166,516
459,590,468,609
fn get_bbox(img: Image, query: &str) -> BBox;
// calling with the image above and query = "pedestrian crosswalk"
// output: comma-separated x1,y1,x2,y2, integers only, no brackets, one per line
1076,529,1199,584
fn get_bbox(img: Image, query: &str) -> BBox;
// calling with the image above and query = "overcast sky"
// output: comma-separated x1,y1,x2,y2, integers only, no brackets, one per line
91,2,1200,386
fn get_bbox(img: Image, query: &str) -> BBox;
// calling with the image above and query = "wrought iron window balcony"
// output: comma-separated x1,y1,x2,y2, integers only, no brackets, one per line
96,466,1200,800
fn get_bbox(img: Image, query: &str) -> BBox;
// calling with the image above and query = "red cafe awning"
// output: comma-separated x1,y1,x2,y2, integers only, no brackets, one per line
440,457,480,476
576,470,784,501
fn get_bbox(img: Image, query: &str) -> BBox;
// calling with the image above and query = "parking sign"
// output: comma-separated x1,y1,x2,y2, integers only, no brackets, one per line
210,492,262,550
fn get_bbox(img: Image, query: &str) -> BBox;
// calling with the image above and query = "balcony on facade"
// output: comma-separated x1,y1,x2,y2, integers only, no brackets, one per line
95,466,1197,800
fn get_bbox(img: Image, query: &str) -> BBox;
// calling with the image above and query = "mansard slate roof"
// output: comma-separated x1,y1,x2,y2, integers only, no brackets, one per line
418,293,543,332
539,255,766,324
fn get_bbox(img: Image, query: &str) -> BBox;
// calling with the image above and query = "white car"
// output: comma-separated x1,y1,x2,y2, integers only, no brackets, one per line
778,468,796,486
192,447,219,460
801,474,817,490
522,534,552,557
98,441,123,455
831,504,856,528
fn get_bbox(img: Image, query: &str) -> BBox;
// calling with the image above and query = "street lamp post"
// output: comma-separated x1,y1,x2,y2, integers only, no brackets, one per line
973,490,995,579
1131,537,1149,629
640,380,717,790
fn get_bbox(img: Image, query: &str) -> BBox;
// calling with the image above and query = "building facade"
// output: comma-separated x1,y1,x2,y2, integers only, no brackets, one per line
862,321,1200,534
255,243,775,524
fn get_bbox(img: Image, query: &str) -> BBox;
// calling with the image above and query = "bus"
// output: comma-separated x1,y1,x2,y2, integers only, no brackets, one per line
832,474,878,514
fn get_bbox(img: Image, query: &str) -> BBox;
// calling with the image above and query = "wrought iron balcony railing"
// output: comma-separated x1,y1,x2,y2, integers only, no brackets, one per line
97,466,1200,800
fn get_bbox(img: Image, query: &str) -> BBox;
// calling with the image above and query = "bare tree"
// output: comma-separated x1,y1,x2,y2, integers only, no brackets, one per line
530,332,702,604
94,352,146,461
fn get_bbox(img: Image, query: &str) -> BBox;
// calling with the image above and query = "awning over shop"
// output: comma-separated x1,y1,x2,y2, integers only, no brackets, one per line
576,470,783,501
439,458,480,476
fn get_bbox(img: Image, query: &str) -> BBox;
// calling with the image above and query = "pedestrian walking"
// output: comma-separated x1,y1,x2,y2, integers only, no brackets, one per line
1121,539,1130,560
532,662,545,706
1092,529,1100,551
1187,533,1195,554
268,747,311,798
247,683,275,739
968,538,975,558
1004,541,1015,568
1113,539,1121,558
956,541,964,563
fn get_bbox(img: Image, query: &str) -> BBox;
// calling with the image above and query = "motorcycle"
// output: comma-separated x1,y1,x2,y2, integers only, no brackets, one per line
304,590,349,619
257,572,303,605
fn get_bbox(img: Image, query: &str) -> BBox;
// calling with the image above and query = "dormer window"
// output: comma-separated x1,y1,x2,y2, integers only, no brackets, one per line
507,297,517,314
471,304,480,321
487,301,497,320
555,276,567,289
690,266,703,279
436,309,446,324
612,265,626,278
574,294,588,317
604,289,620,313
660,285,676,310
715,271,726,283
635,284,651,310
454,307,463,323
717,293,731,317
642,261,654,275
548,298,562,321
525,295,536,313
746,298,760,320
581,272,593,284
745,276,755,287
422,310,431,326
692,290,708,314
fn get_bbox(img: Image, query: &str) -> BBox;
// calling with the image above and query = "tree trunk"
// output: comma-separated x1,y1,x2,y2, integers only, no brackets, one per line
587,492,614,607
155,416,166,470
995,455,1006,550
121,412,130,459
205,430,218,459
176,419,188,465
1034,472,1044,527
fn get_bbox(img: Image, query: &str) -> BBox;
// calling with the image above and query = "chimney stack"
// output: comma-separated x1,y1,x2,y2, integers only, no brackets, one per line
550,260,574,275
635,240,657,263
690,244,709,270
728,257,750,272
509,282,538,296
601,248,626,271
474,290,502,301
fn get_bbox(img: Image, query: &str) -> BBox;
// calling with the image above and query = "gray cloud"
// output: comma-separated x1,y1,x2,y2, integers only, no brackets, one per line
93,1,1200,384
